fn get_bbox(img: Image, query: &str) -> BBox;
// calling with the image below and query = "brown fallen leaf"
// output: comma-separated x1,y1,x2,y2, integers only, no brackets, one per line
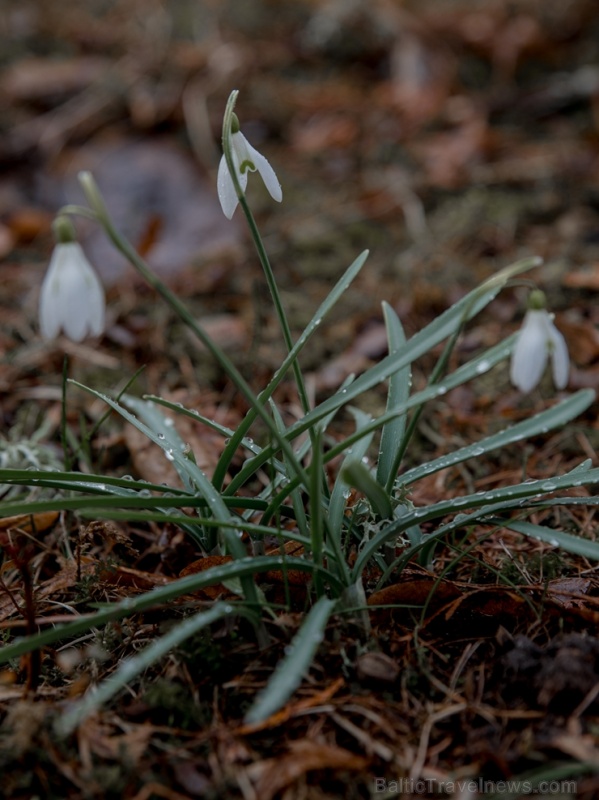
313,322,388,391
367,575,461,609
248,740,368,800
0,511,59,535
78,717,154,764
6,207,53,243
263,540,311,588
179,554,234,600
0,223,15,259
555,315,599,365
237,677,344,735
98,566,173,592
546,577,592,609
0,559,96,623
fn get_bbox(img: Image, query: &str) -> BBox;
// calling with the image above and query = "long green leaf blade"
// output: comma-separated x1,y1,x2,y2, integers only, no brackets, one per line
244,596,336,724
376,302,410,487
401,389,596,486
55,603,235,736
0,557,341,666
70,382,233,523
351,463,599,579
286,257,540,438
500,519,599,561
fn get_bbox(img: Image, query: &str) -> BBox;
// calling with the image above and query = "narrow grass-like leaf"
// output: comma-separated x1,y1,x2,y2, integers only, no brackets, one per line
212,250,369,490
341,460,393,520
121,395,194,492
401,389,595,486
0,469,191,497
70,381,234,525
351,463,599,579
376,494,599,588
499,519,599,561
0,556,342,666
228,334,516,500
0,487,273,520
55,603,235,736
244,596,336,724
0,468,211,546
269,400,309,542
376,302,410,488
309,427,326,596
283,257,540,439
243,335,517,520
221,529,266,630
328,408,373,540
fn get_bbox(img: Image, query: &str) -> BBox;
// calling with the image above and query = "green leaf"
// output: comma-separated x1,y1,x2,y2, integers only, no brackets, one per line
351,462,599,579
0,556,342,666
244,596,336,724
500,519,599,561
229,333,517,500
212,250,369,490
121,395,195,492
341,459,393,520
376,302,410,487
70,382,233,524
401,389,596,485
287,257,540,438
55,603,235,736
328,408,373,539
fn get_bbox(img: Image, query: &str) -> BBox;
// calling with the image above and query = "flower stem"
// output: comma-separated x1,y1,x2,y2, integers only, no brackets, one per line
221,92,312,419
75,173,312,497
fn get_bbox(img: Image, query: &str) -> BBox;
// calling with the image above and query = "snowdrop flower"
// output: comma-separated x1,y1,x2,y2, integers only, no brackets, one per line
39,217,105,342
510,290,569,393
217,115,282,219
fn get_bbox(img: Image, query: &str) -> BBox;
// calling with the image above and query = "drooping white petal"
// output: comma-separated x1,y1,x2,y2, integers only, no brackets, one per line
245,141,282,202
39,242,105,342
217,155,239,219
39,255,62,339
218,129,281,218
510,310,549,393
217,149,249,219
548,321,569,389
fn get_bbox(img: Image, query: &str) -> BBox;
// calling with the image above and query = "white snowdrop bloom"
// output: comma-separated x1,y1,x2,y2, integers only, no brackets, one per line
217,129,282,219
39,241,105,342
510,306,569,393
